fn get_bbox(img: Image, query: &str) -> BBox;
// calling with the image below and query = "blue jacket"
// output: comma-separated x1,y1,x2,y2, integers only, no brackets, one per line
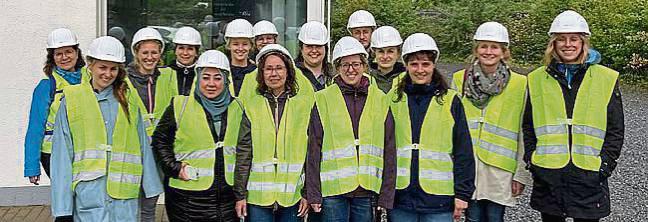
50,86,163,220
393,77,475,214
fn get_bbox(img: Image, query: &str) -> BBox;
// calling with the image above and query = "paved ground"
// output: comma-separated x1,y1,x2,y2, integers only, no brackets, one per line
0,205,169,222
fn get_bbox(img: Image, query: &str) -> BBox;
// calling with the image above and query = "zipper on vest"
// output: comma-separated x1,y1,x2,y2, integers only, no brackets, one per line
272,95,280,172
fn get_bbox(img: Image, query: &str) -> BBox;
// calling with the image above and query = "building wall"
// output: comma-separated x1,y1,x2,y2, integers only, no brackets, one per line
0,0,99,189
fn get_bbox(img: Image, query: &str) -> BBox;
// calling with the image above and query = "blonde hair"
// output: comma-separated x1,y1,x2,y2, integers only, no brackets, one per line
542,34,590,66
471,41,512,62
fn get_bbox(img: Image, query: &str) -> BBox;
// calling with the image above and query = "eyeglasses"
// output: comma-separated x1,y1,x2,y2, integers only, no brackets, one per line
263,66,286,74
340,62,363,71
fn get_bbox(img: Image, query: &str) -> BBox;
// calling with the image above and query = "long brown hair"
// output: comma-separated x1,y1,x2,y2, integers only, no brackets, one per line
87,57,131,121
256,52,299,95
394,51,449,104
43,45,86,77
542,34,590,66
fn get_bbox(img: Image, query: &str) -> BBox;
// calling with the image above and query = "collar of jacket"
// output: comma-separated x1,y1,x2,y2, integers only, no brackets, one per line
403,75,441,96
334,75,369,96
369,62,406,79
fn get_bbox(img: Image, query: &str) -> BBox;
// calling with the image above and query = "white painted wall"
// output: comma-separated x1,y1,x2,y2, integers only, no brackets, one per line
0,0,98,187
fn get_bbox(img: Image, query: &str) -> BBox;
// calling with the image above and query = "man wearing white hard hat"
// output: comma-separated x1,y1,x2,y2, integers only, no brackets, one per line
151,50,239,221
523,10,624,222
223,19,257,97
169,26,203,95
450,22,531,222
347,10,377,52
306,36,396,222
296,21,334,91
389,33,475,222
126,26,179,222
50,36,163,222
368,26,406,94
24,28,86,222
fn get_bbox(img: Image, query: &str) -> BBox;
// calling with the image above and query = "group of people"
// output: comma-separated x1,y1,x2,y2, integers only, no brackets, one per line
23,8,624,222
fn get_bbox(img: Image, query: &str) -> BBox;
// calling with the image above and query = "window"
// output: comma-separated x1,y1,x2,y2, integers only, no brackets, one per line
108,0,307,64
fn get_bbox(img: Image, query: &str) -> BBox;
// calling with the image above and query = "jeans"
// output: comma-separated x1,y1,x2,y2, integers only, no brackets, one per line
465,199,505,222
247,203,302,222
321,196,373,222
139,195,159,222
541,213,600,222
389,208,453,222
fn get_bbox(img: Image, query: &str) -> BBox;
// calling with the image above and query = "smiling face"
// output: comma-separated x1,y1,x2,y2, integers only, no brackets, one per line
175,44,198,66
199,67,225,99
406,53,435,85
554,33,584,64
374,46,400,71
227,38,252,63
135,40,161,74
475,41,505,68
53,46,79,71
351,27,373,48
89,59,120,91
262,55,288,93
301,44,325,67
255,34,277,51
337,54,366,87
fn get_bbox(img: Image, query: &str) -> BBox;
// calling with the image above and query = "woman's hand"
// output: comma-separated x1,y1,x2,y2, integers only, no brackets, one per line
297,198,309,217
28,175,40,185
512,180,525,197
235,199,247,219
178,162,191,181
453,198,468,221
310,203,322,213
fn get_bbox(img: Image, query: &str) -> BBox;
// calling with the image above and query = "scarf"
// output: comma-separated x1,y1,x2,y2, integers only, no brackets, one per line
54,66,82,84
463,60,511,109
194,68,231,133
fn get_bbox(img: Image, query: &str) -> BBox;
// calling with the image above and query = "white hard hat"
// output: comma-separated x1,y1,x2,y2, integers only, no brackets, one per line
87,36,125,63
549,10,590,35
347,10,377,30
298,21,329,45
196,50,230,72
473,22,510,44
173,26,202,46
370,26,402,48
225,19,254,39
131,27,165,54
332,36,368,63
47,28,79,49
255,44,294,65
401,33,440,63
253,20,279,36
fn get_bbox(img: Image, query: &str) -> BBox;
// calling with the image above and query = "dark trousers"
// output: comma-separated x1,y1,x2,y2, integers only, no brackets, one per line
40,152,51,177
541,213,600,222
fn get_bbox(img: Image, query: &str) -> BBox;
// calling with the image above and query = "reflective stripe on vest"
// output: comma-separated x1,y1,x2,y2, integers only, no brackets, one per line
390,89,456,195
64,83,142,199
315,83,389,197
127,67,178,136
528,65,618,171
42,67,90,153
169,95,231,190
452,70,527,172
244,90,313,207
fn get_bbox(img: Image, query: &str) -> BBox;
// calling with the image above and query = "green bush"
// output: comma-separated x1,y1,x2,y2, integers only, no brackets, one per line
332,0,648,78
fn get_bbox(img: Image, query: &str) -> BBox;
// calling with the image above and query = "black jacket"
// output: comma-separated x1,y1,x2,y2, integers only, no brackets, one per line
392,76,475,214
231,63,257,96
168,61,196,96
151,95,238,222
368,62,406,94
522,61,624,219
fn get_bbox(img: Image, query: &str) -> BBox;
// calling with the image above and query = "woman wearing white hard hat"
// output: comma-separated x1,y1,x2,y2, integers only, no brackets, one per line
169,26,203,96
369,26,406,94
232,44,313,222
523,10,624,222
224,18,257,96
126,26,178,222
305,36,396,222
296,21,334,91
253,20,279,52
389,33,475,222
151,50,239,221
50,36,163,222
450,22,531,222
